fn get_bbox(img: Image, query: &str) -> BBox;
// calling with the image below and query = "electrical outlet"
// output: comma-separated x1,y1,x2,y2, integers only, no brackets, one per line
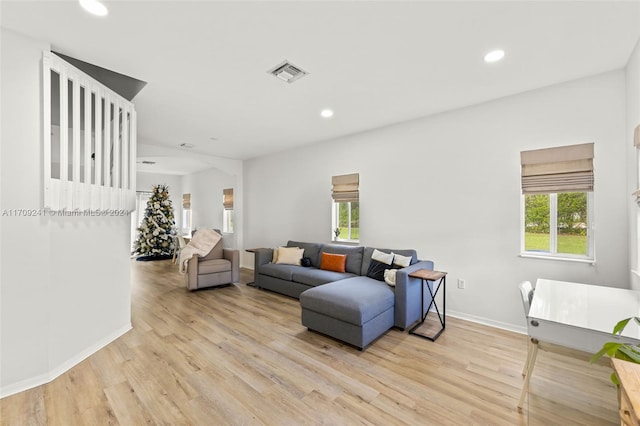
458,279,466,289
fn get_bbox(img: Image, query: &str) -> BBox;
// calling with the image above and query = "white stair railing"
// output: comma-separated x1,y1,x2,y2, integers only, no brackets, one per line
42,51,136,213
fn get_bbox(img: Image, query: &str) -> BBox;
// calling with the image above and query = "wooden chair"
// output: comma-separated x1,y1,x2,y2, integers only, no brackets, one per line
172,236,187,264
518,280,537,411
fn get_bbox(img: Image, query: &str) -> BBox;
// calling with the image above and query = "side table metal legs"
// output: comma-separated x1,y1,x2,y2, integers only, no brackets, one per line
409,274,446,341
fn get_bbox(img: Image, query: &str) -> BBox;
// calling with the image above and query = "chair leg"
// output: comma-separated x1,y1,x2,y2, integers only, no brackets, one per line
518,338,539,412
522,339,533,377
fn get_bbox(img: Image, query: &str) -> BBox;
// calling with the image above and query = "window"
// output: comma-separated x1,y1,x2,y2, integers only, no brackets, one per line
331,173,359,242
222,188,234,233
522,192,593,259
520,143,594,261
182,193,192,235
333,201,359,242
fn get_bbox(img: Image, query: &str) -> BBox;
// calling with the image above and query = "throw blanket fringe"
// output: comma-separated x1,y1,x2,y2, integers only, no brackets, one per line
179,229,222,274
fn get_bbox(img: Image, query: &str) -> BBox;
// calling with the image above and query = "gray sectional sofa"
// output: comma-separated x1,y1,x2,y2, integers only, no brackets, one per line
253,241,434,348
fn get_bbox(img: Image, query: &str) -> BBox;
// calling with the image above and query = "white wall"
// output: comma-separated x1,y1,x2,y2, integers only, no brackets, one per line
182,167,240,249
244,70,628,331
0,29,131,397
627,38,640,289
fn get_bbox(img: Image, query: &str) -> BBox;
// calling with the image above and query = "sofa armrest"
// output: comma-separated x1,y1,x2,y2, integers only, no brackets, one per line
187,256,199,290
254,248,273,272
223,248,240,283
394,260,435,330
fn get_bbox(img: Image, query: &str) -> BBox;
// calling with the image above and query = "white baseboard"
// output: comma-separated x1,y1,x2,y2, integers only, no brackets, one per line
0,323,132,399
0,372,52,400
239,267,525,335
445,309,526,335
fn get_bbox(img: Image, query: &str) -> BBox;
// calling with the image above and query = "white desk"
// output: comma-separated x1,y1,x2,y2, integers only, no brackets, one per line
518,279,640,411
529,279,640,354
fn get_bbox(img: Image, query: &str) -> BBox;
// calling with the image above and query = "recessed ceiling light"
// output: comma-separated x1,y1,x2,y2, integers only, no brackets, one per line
79,0,108,16
484,49,505,63
320,109,334,119
179,143,194,149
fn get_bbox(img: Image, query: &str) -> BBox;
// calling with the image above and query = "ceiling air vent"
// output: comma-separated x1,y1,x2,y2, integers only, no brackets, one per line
268,60,308,84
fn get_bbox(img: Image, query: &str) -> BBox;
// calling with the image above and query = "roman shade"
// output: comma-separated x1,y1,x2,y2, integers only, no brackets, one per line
223,188,233,210
332,173,359,203
182,193,191,209
520,143,594,194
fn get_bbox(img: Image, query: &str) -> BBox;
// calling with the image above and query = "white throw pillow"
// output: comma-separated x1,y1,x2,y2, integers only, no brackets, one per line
371,249,394,265
384,269,397,286
272,246,283,263
275,246,304,265
392,253,412,268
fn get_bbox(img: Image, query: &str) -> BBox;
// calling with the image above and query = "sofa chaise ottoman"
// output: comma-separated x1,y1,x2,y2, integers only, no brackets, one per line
300,276,395,349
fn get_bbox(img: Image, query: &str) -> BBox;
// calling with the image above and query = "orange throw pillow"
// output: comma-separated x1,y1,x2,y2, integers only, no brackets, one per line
320,252,347,273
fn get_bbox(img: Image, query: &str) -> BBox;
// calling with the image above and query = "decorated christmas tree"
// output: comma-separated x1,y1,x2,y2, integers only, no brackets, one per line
132,184,176,258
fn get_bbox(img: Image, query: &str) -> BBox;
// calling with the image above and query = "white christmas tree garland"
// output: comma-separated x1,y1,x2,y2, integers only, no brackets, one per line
132,184,176,258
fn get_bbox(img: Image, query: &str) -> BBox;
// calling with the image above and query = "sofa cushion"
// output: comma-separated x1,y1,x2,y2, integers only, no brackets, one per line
320,252,347,273
292,268,355,287
275,246,304,265
320,245,364,275
361,247,418,276
371,249,394,265
366,259,400,282
299,276,394,325
260,263,305,281
392,253,412,268
198,258,231,274
288,241,323,267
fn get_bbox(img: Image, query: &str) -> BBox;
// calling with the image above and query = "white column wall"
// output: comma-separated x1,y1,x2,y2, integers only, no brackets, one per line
182,167,239,248
627,38,640,289
1,29,131,397
244,70,628,331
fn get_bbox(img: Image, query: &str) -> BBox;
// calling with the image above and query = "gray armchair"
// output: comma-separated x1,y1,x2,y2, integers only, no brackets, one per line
186,232,239,290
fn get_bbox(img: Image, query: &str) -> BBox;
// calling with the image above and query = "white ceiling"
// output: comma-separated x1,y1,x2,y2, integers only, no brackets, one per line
2,1,640,166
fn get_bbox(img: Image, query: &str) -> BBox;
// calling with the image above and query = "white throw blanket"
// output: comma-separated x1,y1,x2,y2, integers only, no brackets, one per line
178,229,222,274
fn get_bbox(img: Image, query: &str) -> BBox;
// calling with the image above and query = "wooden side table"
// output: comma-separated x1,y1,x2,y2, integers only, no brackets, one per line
408,269,447,341
245,248,265,287
612,358,640,426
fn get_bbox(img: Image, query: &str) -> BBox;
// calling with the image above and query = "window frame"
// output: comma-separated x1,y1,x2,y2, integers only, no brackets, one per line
332,200,359,243
520,191,595,263
223,209,234,234
182,207,192,235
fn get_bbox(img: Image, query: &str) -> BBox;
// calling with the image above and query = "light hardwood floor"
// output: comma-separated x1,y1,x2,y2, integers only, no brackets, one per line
1,260,619,425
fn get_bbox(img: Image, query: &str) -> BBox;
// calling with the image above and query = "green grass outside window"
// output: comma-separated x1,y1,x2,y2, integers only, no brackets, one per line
524,232,587,255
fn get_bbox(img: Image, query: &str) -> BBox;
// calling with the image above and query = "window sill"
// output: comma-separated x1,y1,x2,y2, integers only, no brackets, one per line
330,240,360,246
519,252,595,265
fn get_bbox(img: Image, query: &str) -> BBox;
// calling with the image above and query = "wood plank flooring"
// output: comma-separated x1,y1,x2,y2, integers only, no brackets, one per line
0,259,620,425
